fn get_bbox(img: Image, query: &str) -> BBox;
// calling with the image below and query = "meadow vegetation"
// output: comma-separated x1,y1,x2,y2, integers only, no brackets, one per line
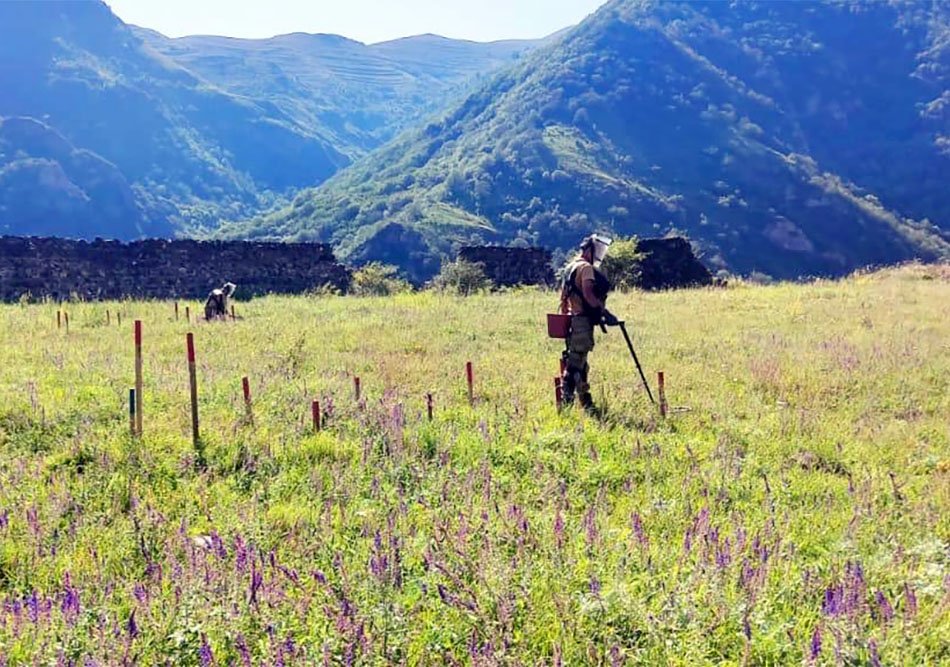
0,264,947,665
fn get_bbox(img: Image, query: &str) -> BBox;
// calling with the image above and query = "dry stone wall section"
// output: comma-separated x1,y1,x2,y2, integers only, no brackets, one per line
0,237,350,301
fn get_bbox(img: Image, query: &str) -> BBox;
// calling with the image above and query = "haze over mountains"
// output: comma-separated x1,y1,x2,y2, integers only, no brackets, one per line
1,0,948,280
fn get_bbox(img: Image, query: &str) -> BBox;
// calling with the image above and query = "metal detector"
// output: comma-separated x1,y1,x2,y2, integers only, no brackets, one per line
616,321,655,405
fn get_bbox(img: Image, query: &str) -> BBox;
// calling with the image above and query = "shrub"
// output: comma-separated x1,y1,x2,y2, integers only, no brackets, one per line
431,259,491,295
351,263,413,297
599,236,645,290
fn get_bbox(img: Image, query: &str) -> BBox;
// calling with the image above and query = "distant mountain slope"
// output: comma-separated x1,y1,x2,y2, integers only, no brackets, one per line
0,116,153,238
0,1,539,239
233,0,949,280
135,29,539,157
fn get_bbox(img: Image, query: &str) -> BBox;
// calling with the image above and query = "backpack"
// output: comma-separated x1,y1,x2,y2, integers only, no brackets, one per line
564,260,612,318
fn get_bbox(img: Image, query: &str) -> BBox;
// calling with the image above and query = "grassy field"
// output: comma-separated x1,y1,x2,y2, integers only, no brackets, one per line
0,264,947,665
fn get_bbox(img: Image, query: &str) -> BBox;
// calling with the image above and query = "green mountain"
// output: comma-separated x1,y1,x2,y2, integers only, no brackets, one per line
0,1,538,239
232,0,949,280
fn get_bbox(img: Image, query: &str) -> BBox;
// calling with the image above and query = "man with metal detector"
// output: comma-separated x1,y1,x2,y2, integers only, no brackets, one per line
557,235,655,415
204,281,236,321
558,235,619,414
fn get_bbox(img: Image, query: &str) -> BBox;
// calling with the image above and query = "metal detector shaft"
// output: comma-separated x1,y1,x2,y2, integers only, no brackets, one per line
618,322,656,405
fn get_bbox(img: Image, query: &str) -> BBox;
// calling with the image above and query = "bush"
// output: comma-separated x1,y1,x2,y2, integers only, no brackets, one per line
431,259,491,295
350,263,412,296
599,236,646,290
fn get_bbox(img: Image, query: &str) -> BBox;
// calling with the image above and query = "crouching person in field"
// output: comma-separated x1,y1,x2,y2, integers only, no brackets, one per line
204,282,236,321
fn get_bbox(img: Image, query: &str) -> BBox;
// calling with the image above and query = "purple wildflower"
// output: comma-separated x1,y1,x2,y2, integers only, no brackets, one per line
132,583,148,606
312,570,327,585
589,577,601,597
609,645,622,667
61,573,80,624
809,626,822,662
235,634,252,667
874,590,894,624
26,591,39,623
869,639,881,667
553,510,564,550
199,633,214,666
249,565,263,607
903,582,917,618
126,610,138,640
823,585,844,616
631,513,648,549
584,506,598,546
369,531,388,581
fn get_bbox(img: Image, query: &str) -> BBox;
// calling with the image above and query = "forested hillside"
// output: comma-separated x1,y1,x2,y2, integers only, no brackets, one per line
0,1,537,239
234,0,949,279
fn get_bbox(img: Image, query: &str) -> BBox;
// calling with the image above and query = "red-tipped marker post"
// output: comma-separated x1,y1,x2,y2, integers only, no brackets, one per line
134,320,143,436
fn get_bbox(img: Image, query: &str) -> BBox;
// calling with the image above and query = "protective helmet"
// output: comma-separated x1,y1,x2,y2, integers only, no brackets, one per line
581,234,612,267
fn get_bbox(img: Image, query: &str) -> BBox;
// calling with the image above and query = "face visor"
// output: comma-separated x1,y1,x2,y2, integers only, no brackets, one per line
589,235,612,267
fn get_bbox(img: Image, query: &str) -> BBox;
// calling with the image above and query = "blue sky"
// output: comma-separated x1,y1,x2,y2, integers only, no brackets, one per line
106,0,610,43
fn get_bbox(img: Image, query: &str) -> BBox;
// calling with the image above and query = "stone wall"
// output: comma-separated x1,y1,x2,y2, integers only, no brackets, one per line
634,237,714,290
458,246,554,287
0,237,350,302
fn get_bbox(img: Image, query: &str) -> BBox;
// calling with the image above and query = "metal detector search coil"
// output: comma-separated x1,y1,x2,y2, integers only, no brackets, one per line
547,313,571,339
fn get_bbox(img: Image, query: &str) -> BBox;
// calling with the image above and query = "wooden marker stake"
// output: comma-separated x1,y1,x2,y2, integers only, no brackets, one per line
466,361,474,406
242,376,253,425
657,371,668,418
117,312,122,327
64,312,69,334
106,310,111,326
134,320,143,436
312,399,321,433
175,302,179,321
354,376,361,402
57,310,61,330
230,305,236,320
554,377,563,410
426,393,434,421
187,333,199,445
129,388,136,436
185,306,191,324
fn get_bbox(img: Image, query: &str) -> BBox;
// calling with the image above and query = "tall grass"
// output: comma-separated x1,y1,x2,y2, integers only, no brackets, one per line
0,265,946,665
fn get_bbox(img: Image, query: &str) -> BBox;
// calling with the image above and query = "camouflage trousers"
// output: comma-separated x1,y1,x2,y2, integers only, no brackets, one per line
561,315,595,410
